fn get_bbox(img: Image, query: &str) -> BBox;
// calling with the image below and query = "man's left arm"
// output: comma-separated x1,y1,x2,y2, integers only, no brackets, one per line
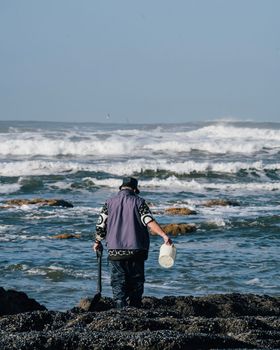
139,201,172,245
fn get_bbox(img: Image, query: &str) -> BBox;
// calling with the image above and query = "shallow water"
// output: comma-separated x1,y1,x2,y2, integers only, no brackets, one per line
0,121,279,310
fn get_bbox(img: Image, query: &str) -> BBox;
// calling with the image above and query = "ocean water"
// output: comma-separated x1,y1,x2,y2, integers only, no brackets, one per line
0,120,279,310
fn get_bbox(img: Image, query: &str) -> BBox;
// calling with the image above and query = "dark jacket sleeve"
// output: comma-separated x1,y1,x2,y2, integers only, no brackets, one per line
138,200,155,226
95,203,108,241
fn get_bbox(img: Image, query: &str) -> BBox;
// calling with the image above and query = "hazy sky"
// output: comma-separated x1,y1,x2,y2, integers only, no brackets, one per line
0,0,279,123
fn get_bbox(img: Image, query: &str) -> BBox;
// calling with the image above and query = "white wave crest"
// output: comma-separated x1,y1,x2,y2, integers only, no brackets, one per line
245,278,261,285
0,124,279,158
83,177,122,188
1,159,279,177
206,218,227,227
82,176,280,193
0,137,137,156
0,183,21,194
82,176,205,191
186,125,280,141
24,265,95,279
143,140,262,154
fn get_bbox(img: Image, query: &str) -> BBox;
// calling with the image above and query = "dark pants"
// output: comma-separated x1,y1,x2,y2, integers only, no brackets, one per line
109,258,145,308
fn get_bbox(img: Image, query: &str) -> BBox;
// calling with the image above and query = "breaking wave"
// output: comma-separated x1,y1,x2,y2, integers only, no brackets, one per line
83,176,280,193
1,123,280,157
0,159,279,177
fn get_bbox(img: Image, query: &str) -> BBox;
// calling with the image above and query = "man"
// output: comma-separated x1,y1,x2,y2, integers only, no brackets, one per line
93,177,172,308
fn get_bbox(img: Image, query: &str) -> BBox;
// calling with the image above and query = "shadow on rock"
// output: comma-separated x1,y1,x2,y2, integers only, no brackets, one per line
0,287,46,316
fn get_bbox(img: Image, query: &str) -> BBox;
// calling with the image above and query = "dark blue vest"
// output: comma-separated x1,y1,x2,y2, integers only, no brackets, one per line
105,189,150,250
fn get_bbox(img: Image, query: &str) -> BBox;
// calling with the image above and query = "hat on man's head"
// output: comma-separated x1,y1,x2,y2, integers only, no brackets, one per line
119,177,140,194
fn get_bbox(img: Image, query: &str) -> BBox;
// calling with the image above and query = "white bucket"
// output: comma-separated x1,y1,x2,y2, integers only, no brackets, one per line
158,243,176,268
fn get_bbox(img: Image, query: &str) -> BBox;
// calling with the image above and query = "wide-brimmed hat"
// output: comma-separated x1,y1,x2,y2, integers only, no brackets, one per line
119,177,140,194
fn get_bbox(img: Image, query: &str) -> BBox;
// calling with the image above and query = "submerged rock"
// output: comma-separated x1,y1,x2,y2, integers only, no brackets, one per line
50,233,81,239
165,207,197,215
0,293,279,349
203,199,240,207
162,223,197,235
0,287,46,316
4,198,74,208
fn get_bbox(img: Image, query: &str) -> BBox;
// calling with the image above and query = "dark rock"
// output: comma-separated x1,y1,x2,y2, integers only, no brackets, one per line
4,198,74,208
0,292,279,349
0,287,47,316
77,296,114,312
162,223,197,235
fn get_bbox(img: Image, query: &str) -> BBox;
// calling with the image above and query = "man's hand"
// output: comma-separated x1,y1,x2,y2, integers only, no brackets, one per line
93,241,103,252
147,220,173,245
163,235,173,245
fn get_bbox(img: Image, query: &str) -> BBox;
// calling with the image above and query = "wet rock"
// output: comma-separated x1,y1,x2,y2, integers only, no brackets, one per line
77,296,114,312
0,292,279,349
0,287,47,316
165,207,197,215
50,233,81,239
203,199,240,207
162,223,197,235
4,198,74,208
154,293,280,318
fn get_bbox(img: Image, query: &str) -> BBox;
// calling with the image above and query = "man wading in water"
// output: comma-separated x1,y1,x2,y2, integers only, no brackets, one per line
93,177,172,308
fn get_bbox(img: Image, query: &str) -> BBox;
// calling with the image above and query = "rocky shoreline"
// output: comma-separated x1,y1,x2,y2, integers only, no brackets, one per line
0,288,279,349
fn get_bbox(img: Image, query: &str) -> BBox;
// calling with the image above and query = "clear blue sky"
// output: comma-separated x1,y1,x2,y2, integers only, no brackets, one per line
0,0,279,123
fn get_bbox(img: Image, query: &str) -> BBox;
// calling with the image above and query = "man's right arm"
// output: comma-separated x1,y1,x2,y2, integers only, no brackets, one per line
93,203,108,251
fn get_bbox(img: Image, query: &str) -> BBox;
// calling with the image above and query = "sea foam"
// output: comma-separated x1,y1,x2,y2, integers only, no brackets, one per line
1,159,279,177
0,183,21,194
82,176,280,193
1,124,280,158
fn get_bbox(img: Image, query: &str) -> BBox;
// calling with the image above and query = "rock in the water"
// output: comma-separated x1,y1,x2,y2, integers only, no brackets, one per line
4,198,74,208
0,287,47,316
165,207,197,215
162,223,197,235
203,199,240,207
50,233,81,239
